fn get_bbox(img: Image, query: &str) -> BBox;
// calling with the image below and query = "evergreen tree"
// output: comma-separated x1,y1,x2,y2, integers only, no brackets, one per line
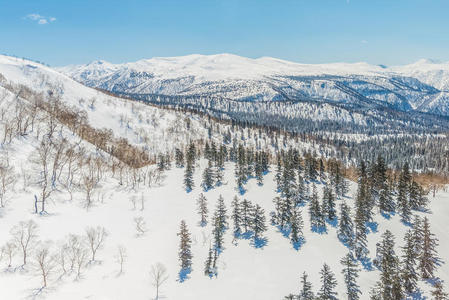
376,230,403,300
255,152,263,186
231,196,242,237
178,220,192,272
241,199,253,233
197,193,208,226
319,158,326,182
296,173,306,206
318,263,338,300
309,184,325,231
290,208,304,246
252,204,267,241
340,252,361,300
420,217,439,279
338,201,354,248
412,216,423,258
397,163,412,223
204,244,214,277
299,271,314,300
184,162,194,192
409,181,428,211
401,229,418,295
322,186,337,221
201,160,215,191
354,201,369,260
175,148,184,168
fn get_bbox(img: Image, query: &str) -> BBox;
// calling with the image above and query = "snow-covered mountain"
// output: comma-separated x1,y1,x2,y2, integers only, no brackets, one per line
59,54,449,124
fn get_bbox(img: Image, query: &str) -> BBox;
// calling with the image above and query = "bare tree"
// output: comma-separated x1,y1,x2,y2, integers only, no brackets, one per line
150,262,169,300
2,241,16,267
30,139,53,213
74,245,88,279
134,217,147,236
140,193,146,211
115,245,127,275
130,195,137,210
11,220,39,266
80,159,99,210
85,226,107,262
32,243,57,288
0,160,16,208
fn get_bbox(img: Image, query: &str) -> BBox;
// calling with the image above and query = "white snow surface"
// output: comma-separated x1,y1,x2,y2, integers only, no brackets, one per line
0,156,448,300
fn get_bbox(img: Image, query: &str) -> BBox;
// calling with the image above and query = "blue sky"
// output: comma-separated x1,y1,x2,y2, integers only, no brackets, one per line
0,0,448,66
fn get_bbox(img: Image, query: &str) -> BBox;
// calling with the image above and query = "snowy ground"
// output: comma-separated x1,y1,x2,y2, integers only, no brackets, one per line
0,158,448,300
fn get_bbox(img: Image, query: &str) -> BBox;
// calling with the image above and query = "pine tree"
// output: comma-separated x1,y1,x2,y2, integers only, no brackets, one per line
231,196,242,237
319,158,326,182
252,204,267,241
338,201,354,248
412,216,423,258
296,173,306,206
340,252,361,300
354,202,369,260
309,184,325,231
178,220,192,272
290,208,304,246
241,199,253,233
204,244,214,277
376,230,403,300
299,272,314,300
321,186,337,221
255,153,263,186
397,163,411,223
184,144,195,192
401,229,418,295
197,193,208,226
318,263,338,300
420,217,439,279
201,160,215,191
215,195,228,231
175,148,184,168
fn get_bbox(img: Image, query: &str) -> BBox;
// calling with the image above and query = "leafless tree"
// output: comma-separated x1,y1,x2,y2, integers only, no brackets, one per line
32,243,57,288
74,245,88,279
115,245,127,275
80,159,99,210
150,262,169,300
30,139,53,213
85,226,107,262
134,217,147,236
0,160,16,208
2,241,16,267
140,193,146,211
11,220,39,266
130,195,137,210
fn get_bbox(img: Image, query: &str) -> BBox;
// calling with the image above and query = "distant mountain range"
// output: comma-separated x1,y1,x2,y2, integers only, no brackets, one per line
43,54,449,133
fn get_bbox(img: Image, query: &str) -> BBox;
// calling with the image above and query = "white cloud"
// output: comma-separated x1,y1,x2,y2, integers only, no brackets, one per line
25,13,56,25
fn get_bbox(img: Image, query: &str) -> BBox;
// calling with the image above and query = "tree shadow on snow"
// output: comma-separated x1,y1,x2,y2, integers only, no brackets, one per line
252,237,268,249
292,237,306,251
326,218,338,228
359,257,374,271
366,221,378,233
311,225,327,234
178,268,192,283
380,211,395,220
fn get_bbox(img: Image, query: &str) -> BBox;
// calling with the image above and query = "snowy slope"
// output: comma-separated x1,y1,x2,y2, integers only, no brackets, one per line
0,157,448,300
